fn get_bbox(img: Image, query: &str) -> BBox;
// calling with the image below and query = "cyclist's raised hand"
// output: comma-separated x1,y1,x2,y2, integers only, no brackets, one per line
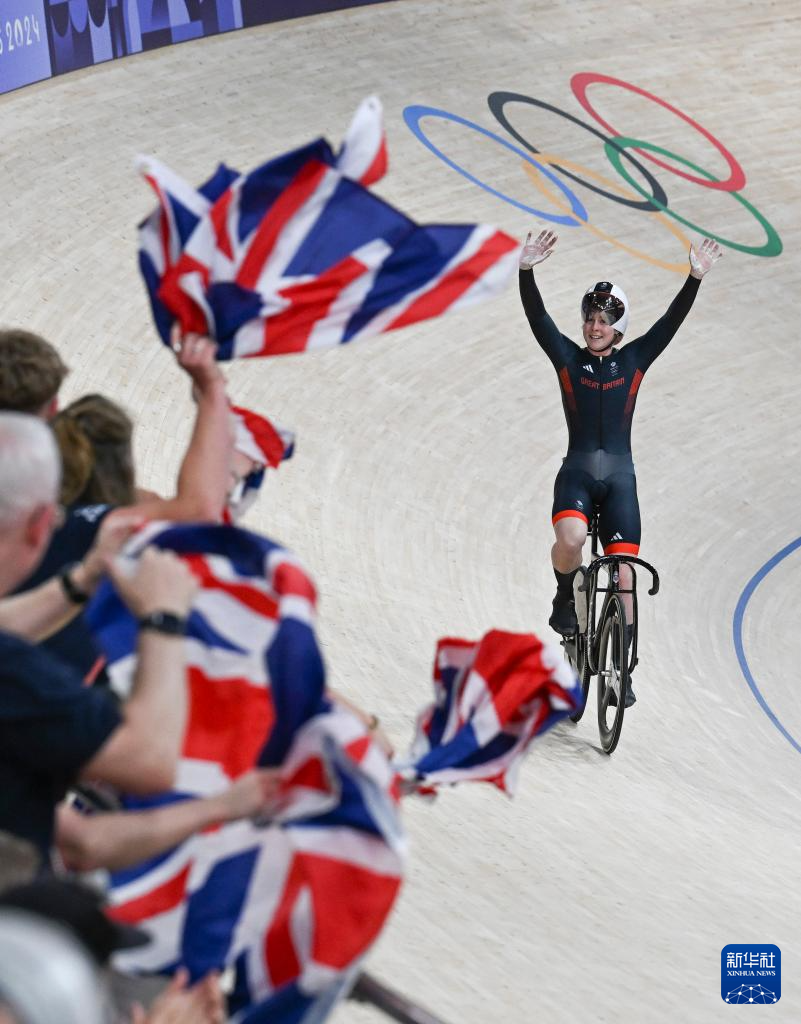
519,229,558,270
688,237,722,279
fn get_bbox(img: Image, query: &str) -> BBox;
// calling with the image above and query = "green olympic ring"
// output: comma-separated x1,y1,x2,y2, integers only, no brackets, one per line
604,137,783,258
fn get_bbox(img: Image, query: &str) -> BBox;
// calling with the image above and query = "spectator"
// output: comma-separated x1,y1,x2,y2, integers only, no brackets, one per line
0,413,197,868
53,395,135,507
0,329,68,419
10,331,231,681
0,910,105,1024
0,878,149,967
50,332,232,522
0,905,218,1024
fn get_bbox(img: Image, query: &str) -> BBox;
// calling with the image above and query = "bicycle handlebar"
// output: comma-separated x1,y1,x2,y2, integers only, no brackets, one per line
579,554,660,596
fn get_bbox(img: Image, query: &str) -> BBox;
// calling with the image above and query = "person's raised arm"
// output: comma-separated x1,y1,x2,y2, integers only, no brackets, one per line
129,330,233,524
518,230,574,368
79,548,198,794
518,229,557,322
632,237,722,365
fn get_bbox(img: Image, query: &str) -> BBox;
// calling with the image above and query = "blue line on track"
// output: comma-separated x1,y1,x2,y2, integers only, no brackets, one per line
732,536,801,755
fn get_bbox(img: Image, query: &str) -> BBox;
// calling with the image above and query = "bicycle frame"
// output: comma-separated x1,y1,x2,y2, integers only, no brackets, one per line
577,514,659,676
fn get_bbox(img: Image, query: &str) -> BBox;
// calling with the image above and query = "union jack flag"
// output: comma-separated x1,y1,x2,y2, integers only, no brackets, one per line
137,96,518,358
230,405,295,470
85,523,405,1022
400,630,581,794
226,405,295,523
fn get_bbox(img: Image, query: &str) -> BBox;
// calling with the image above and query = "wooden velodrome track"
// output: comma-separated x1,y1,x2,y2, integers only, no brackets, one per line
2,1,799,1020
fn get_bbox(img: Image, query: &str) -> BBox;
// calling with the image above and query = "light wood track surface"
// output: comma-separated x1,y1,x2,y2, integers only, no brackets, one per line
2,1,799,1020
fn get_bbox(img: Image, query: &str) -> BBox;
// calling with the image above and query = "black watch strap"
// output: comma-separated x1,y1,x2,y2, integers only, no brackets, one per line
137,611,188,637
58,564,90,605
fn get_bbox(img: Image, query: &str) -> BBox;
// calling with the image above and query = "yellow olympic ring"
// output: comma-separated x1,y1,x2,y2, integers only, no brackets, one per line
521,154,691,274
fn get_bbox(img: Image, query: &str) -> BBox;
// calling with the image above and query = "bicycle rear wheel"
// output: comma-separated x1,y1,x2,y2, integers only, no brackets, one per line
596,594,628,754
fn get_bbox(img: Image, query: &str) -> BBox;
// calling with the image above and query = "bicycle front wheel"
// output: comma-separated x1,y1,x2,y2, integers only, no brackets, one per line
596,594,628,754
567,631,591,723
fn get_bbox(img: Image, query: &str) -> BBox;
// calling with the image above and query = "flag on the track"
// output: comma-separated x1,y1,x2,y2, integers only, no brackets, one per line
226,405,295,522
137,96,518,359
401,630,581,794
85,523,405,1022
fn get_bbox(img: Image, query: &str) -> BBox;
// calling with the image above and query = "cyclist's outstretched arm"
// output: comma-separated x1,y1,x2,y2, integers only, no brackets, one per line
518,230,574,368
631,238,722,365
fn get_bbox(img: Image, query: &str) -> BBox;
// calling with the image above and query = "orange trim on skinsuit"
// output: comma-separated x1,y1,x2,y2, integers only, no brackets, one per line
605,541,640,556
623,368,644,417
558,366,577,412
553,509,589,525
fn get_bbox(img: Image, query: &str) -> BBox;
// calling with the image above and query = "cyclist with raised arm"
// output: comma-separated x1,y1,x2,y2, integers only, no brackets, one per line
519,229,721,705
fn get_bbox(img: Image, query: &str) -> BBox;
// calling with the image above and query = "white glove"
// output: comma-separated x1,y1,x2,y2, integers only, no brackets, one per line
519,229,558,270
689,237,722,279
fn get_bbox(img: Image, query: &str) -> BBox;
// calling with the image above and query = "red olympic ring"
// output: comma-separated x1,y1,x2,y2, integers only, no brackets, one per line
570,72,747,192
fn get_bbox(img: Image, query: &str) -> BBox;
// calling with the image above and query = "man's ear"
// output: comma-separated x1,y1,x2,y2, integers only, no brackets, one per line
23,503,57,550
39,395,59,421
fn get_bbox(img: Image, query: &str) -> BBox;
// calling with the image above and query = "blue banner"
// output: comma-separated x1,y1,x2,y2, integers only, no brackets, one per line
0,0,52,94
1,1,393,96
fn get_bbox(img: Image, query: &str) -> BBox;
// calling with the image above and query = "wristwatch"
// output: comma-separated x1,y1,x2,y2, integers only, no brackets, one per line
58,563,90,605
137,611,188,637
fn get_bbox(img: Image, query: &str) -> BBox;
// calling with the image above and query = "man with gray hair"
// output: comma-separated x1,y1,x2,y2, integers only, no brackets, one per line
0,412,198,868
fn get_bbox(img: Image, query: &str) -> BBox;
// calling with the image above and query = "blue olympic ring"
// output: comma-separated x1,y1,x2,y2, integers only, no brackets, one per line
403,105,588,227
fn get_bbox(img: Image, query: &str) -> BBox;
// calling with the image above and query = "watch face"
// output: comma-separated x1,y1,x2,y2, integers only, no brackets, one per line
139,611,187,636
60,565,89,604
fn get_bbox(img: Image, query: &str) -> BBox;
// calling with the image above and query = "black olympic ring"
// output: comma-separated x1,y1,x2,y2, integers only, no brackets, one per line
487,91,668,213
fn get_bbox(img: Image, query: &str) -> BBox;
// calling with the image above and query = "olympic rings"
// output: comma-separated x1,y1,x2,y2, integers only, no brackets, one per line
520,153,692,274
402,105,588,227
402,75,783,267
571,72,747,192
487,90,668,213
604,137,783,257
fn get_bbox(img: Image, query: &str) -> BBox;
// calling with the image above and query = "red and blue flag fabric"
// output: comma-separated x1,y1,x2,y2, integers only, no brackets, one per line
230,405,295,470
83,526,578,1021
225,405,295,523
137,97,518,359
85,523,405,1022
400,630,581,795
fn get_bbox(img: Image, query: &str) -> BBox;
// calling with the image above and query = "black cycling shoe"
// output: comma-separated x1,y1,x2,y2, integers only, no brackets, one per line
548,590,577,636
607,681,636,708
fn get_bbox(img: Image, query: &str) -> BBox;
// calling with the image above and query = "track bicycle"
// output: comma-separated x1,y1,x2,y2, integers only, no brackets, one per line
562,508,659,754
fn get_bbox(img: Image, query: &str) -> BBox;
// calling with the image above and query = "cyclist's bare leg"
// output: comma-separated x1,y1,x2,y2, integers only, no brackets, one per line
551,516,587,572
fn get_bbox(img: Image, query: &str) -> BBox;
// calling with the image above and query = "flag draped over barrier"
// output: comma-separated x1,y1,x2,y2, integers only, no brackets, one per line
86,523,405,1023
138,97,518,359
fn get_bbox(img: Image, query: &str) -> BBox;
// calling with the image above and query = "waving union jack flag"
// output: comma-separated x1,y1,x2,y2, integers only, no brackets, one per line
225,405,295,523
85,523,405,1022
137,97,518,358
